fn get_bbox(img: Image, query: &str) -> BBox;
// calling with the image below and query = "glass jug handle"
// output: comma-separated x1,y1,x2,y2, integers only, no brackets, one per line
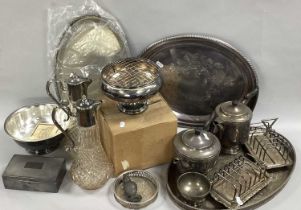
51,106,75,149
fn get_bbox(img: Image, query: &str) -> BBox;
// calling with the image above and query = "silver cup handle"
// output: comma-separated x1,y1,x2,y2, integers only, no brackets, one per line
46,79,62,105
46,79,71,116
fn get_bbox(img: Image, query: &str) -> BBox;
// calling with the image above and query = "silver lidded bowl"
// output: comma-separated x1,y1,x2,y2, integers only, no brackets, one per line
173,128,221,173
101,58,162,114
177,172,211,205
4,103,69,155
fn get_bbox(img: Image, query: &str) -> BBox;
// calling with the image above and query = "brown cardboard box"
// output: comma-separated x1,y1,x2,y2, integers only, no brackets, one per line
98,94,177,175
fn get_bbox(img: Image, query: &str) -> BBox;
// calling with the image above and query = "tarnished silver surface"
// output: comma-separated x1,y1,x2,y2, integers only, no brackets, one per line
167,135,295,209
177,172,211,204
141,35,258,127
2,155,66,193
114,170,159,209
55,15,130,102
246,119,293,169
210,155,271,209
174,129,221,173
214,100,253,155
101,58,162,114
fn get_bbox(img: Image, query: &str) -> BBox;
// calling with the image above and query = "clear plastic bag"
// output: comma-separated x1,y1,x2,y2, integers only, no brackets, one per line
47,0,131,102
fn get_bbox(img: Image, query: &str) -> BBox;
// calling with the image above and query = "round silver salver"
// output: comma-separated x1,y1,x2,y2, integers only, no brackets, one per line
54,15,130,101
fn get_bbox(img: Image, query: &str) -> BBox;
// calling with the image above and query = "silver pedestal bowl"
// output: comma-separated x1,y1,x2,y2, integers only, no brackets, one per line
101,58,162,114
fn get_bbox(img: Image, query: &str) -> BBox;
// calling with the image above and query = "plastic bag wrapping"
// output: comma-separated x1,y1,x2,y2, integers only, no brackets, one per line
47,0,131,101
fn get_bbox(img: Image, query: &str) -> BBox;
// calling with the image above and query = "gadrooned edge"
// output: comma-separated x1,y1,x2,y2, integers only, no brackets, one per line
140,34,259,127
141,34,258,90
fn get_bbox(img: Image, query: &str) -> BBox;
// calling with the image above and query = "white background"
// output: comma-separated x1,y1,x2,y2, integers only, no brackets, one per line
0,0,300,209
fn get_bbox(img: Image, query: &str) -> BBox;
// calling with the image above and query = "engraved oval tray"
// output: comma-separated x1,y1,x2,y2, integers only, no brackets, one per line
141,35,258,127
167,134,295,209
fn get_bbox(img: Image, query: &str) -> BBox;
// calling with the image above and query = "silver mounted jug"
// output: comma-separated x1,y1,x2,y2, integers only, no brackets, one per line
52,95,113,190
213,88,258,154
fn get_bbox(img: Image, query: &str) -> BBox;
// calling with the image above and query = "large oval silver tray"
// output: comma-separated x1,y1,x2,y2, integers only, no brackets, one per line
55,15,130,101
141,35,258,127
167,134,295,209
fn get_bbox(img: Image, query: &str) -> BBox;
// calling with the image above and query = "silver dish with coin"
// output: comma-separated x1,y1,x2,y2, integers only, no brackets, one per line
4,103,69,155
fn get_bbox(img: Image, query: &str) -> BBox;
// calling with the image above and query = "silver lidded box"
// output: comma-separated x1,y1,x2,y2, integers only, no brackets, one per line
2,155,66,193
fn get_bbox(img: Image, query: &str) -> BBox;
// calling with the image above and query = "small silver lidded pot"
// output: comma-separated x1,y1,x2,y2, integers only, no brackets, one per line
101,58,162,115
46,73,92,115
213,88,258,155
173,115,221,173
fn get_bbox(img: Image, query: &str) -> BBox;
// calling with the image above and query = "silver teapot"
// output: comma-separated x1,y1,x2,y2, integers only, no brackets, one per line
173,114,221,173
213,89,258,154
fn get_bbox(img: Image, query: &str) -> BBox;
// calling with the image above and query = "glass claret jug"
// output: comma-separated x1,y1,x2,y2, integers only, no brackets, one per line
52,95,113,190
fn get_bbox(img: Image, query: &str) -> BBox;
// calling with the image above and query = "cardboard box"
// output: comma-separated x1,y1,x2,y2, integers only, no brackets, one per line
98,94,177,175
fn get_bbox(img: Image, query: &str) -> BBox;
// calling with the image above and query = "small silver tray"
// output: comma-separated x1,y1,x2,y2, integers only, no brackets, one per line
245,120,293,169
113,170,159,209
167,142,295,209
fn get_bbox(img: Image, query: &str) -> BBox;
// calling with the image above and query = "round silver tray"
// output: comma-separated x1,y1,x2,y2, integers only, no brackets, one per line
54,15,130,101
167,136,295,209
141,35,258,127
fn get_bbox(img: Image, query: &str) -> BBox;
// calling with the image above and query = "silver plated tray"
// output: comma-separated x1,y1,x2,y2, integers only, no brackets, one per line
167,136,295,209
141,35,258,127
55,15,130,101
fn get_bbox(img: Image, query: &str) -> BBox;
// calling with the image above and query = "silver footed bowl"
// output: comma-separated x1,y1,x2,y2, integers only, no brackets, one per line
4,103,69,155
177,172,211,204
101,58,162,114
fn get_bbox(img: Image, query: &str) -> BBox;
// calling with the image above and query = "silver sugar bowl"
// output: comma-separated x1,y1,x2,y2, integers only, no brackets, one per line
173,127,221,173
101,58,162,114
